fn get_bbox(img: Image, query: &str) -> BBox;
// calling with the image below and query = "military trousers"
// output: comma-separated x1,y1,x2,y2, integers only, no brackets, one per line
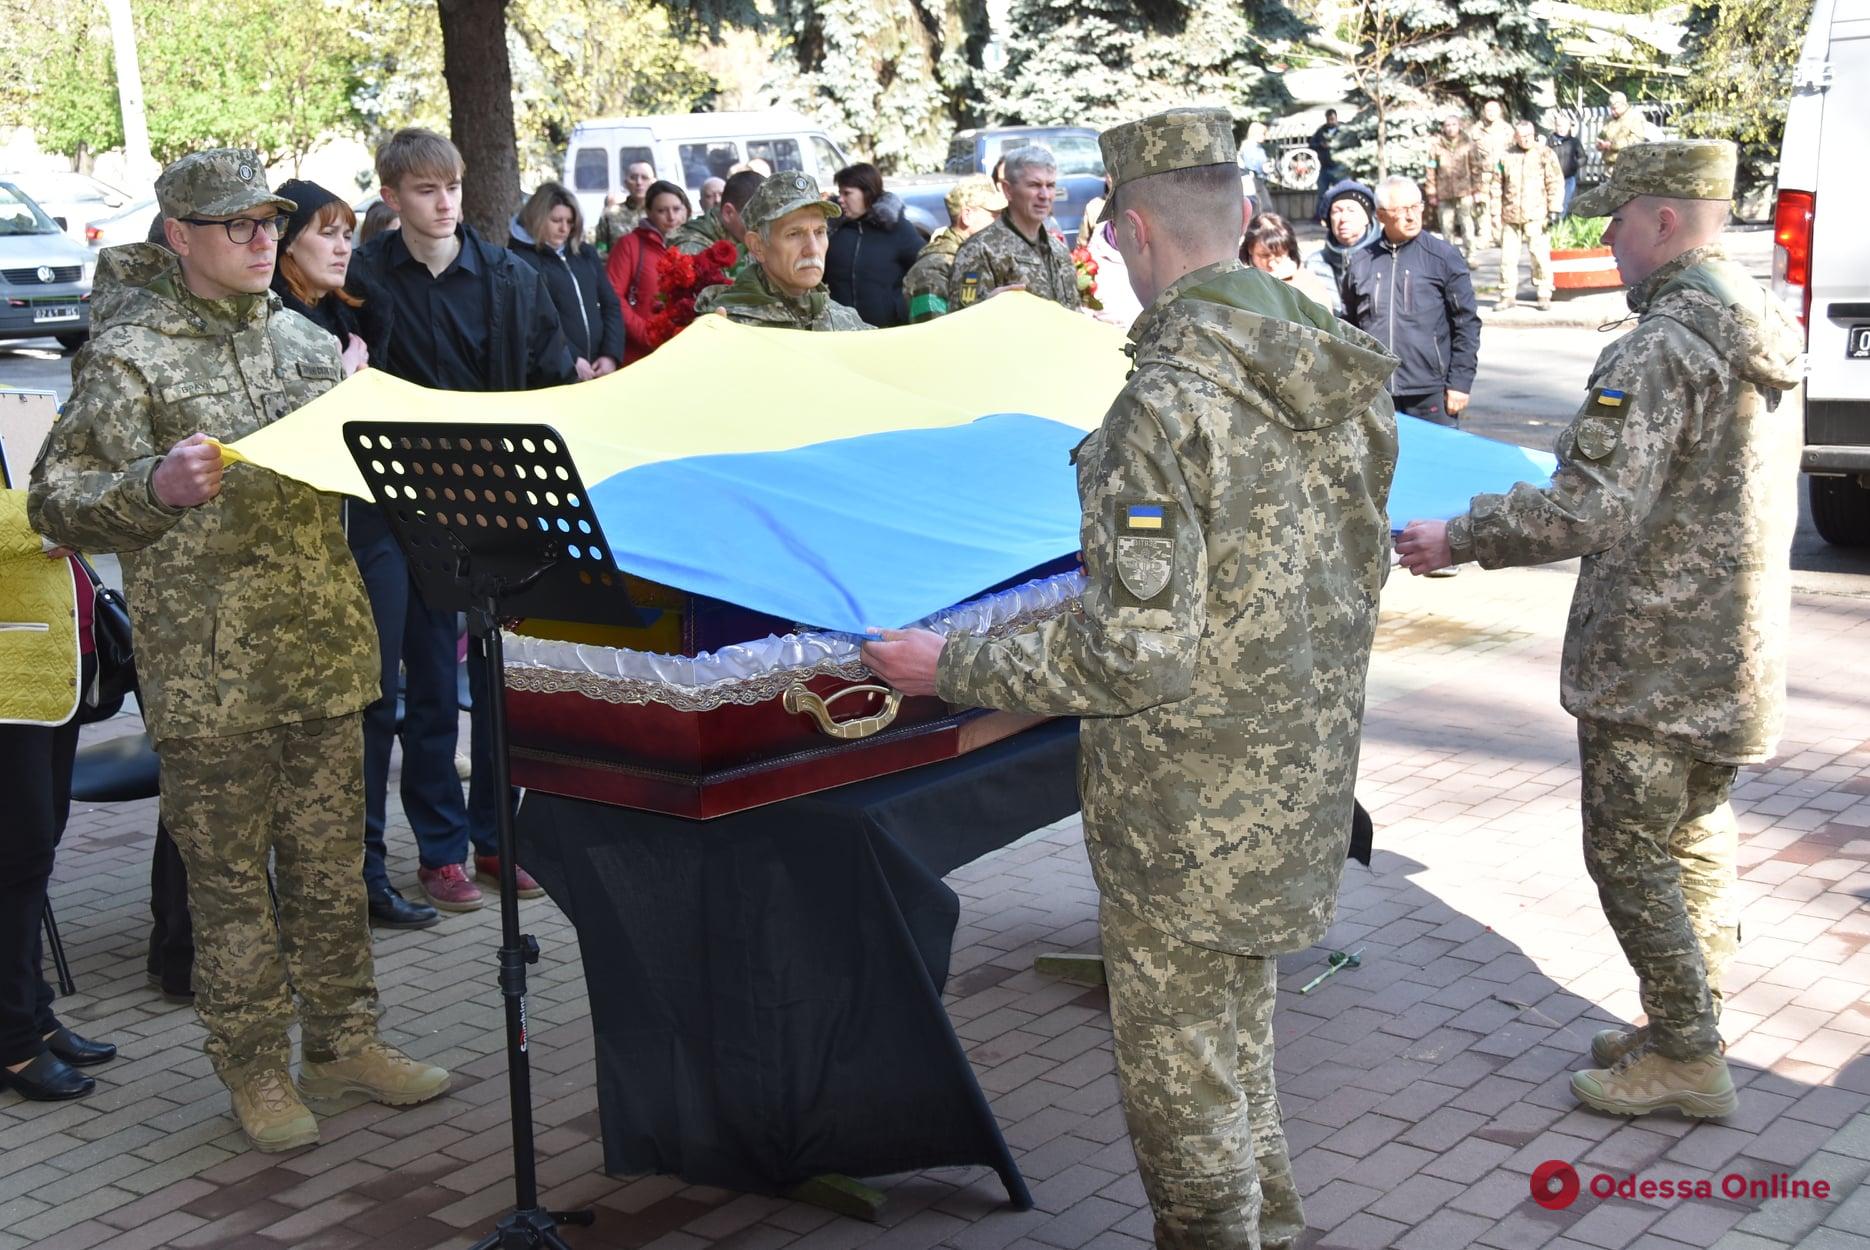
1500,222,1554,300
1101,898,1303,1250
1436,197,1478,257
1577,719,1739,1060
157,711,380,1080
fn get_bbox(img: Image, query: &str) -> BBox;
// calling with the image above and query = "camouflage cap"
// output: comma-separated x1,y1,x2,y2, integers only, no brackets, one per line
741,170,840,234
945,175,1007,219
1570,139,1737,218
1096,107,1237,223
155,148,295,221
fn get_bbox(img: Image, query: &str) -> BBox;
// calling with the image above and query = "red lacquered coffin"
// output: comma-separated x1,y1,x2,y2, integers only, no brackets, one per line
503,565,1081,818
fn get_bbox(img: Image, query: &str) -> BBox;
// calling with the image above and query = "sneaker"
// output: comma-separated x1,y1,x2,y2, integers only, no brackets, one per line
1536,295,1553,311
229,1066,319,1152
1571,1048,1737,1119
418,862,484,912
297,1040,450,1108
473,854,546,899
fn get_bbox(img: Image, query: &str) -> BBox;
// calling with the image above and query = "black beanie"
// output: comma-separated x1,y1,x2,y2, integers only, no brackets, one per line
273,178,342,253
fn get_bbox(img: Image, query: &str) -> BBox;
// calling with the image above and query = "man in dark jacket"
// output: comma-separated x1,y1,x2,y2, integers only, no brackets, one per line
1548,115,1584,214
345,128,576,924
1343,175,1481,429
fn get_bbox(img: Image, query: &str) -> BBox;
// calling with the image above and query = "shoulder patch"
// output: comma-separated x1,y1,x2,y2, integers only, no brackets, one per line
956,272,981,306
1112,499,1176,605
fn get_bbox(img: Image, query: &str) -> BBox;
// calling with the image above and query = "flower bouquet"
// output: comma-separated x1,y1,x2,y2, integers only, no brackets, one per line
643,238,741,348
1070,244,1103,312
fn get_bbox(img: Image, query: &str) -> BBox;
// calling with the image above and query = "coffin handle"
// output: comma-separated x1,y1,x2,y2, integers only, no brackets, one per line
783,683,903,740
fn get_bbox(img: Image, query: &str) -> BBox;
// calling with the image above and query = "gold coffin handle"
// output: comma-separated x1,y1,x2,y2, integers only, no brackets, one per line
783,683,904,740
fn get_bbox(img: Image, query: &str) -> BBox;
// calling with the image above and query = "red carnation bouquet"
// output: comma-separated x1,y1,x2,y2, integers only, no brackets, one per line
1070,244,1103,312
643,238,741,348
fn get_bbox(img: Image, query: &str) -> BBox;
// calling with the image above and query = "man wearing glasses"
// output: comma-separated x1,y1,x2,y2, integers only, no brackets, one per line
29,148,450,1153
1343,174,1482,431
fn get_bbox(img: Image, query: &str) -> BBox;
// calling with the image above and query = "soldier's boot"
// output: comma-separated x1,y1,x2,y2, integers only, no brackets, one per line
1571,1049,1737,1119
1590,1025,1724,1067
297,1040,451,1108
229,1067,319,1153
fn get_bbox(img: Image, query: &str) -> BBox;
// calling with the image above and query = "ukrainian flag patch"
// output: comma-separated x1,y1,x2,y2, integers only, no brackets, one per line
1592,387,1627,409
1125,503,1165,530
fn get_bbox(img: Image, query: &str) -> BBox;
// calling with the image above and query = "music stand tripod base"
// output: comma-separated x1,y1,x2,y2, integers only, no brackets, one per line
346,422,641,1249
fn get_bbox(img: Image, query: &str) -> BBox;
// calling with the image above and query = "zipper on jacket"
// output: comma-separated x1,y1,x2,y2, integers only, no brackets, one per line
0,622,51,632
558,252,592,354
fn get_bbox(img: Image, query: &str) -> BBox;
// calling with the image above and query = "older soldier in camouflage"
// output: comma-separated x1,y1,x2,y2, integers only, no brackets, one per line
29,149,450,1153
695,171,870,331
867,108,1398,1249
903,176,1006,323
947,145,1082,313
1596,92,1648,171
1398,141,1802,1119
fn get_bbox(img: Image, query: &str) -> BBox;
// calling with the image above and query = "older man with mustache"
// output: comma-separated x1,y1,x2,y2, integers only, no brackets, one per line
694,171,872,331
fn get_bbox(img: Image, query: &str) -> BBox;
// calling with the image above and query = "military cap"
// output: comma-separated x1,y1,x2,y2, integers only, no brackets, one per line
1571,139,1737,218
1096,107,1237,223
742,170,840,234
155,148,295,221
946,175,1007,219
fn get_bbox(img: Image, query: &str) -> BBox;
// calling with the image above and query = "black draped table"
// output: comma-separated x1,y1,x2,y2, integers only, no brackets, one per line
516,718,1083,1209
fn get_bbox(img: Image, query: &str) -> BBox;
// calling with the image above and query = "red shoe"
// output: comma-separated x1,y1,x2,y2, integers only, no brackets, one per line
474,854,545,899
417,863,484,912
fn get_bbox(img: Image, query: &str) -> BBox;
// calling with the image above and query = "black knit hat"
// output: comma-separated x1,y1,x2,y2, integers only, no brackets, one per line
272,178,342,253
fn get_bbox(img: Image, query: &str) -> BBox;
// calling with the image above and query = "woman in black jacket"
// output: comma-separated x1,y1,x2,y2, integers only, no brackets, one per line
509,182,625,379
272,179,390,375
826,163,924,328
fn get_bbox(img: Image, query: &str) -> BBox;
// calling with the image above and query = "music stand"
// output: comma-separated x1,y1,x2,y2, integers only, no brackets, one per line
346,422,641,1249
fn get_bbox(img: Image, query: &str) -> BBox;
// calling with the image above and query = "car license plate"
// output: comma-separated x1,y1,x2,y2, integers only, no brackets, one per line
33,305,79,324
1850,324,1870,359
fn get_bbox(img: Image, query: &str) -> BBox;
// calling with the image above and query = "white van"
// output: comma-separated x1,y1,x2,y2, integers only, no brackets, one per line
561,110,851,227
1777,0,1870,544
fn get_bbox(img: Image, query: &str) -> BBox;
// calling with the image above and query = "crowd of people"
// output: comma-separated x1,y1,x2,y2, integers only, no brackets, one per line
3,91,1796,1250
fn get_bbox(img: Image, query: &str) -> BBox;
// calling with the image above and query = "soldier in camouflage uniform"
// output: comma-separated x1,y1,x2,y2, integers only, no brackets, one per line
670,169,766,283
695,171,870,331
1596,92,1649,172
866,108,1399,1249
28,149,450,1153
902,176,1006,323
1398,141,1803,1119
592,192,641,255
1471,100,1515,246
947,145,1083,313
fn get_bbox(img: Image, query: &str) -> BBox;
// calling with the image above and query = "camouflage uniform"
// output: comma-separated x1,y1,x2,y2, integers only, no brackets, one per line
903,229,964,323
1471,117,1515,244
947,215,1082,313
1598,106,1649,170
937,109,1398,1250
694,171,870,332
1496,141,1565,302
594,201,644,254
669,208,729,256
28,152,384,1084
1447,142,1803,1063
1425,132,1483,255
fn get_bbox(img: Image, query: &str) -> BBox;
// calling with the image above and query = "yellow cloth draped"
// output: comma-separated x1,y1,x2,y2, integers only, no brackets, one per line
223,293,1130,497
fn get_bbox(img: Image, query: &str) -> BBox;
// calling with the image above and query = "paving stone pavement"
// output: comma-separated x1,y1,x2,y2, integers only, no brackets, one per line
4,552,1867,1250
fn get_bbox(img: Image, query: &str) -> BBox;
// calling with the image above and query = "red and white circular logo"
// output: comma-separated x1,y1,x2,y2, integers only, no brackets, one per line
1531,1160,1581,1210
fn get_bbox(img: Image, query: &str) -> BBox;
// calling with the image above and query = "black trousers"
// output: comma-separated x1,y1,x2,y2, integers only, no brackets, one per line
0,708,81,1066
147,819,194,985
1395,391,1456,428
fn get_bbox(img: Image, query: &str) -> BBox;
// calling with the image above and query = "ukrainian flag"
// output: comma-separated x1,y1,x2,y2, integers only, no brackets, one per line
226,295,1554,633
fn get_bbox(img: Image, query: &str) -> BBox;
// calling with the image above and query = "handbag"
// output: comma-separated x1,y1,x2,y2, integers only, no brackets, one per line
76,555,136,724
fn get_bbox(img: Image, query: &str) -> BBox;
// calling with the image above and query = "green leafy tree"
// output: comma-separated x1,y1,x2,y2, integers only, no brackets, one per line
1677,0,1814,199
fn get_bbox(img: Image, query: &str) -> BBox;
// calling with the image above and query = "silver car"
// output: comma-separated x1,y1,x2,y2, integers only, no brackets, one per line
0,181,94,351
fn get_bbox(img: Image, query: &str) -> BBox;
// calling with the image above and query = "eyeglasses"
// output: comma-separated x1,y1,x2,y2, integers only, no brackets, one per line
178,215,288,244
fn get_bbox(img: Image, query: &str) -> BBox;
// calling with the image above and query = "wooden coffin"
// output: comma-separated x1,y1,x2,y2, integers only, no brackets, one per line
503,565,1080,819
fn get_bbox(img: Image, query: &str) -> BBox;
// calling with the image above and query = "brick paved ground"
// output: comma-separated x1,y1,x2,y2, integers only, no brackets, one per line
4,552,1867,1250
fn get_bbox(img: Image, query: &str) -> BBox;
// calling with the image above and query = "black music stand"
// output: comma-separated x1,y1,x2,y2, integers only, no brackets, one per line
346,422,641,1250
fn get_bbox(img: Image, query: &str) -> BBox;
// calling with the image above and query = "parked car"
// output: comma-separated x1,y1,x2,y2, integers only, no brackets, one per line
561,110,850,231
1777,0,1870,545
0,180,93,350
889,125,1106,240
1,170,135,243
83,195,159,250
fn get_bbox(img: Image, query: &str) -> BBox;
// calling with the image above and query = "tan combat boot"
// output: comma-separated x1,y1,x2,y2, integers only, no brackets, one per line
297,1040,451,1107
1571,1049,1737,1119
229,1066,320,1152
1590,1024,1649,1067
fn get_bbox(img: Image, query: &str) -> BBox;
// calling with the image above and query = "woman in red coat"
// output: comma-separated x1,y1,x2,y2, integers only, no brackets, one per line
607,180,692,363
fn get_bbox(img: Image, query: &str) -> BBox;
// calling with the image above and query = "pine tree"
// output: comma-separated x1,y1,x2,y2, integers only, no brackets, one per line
985,0,1306,133
1677,0,1815,201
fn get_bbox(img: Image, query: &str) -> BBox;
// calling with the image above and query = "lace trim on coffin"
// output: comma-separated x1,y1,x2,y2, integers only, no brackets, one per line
503,569,1085,712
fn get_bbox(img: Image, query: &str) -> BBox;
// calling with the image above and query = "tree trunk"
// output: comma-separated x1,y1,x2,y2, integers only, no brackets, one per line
437,0,522,242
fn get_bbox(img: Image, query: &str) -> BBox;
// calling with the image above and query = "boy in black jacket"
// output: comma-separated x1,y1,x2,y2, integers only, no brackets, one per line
345,128,576,923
